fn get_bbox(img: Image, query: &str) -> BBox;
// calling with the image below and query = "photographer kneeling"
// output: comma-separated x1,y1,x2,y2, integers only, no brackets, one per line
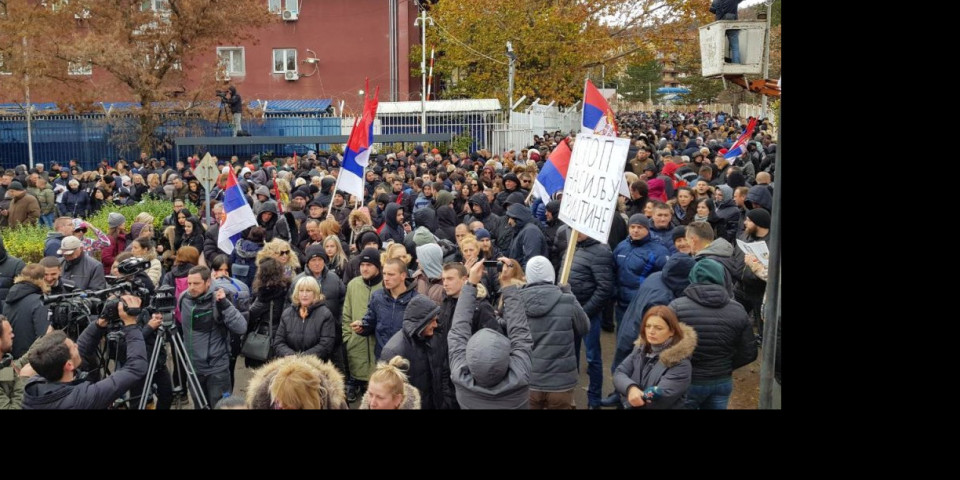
20,294,147,409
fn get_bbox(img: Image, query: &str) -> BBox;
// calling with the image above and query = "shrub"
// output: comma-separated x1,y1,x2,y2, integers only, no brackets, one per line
1,199,196,264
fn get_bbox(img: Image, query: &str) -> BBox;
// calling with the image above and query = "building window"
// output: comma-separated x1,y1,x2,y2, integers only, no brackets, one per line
0,54,11,75
268,0,298,13
141,0,170,13
273,48,296,73
218,47,245,76
68,61,92,75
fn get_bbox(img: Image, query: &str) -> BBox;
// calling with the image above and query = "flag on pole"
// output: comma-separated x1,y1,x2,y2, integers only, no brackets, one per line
582,79,618,136
339,79,380,201
217,166,258,254
532,137,571,200
723,117,758,160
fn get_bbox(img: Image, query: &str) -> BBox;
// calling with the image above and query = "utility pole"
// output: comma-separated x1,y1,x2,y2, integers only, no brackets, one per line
506,41,517,112
761,0,773,119
601,64,605,89
414,2,433,138
23,36,34,169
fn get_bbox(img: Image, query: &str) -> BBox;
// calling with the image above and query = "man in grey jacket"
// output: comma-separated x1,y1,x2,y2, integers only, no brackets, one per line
521,256,589,409
448,261,532,409
58,236,106,291
178,265,247,406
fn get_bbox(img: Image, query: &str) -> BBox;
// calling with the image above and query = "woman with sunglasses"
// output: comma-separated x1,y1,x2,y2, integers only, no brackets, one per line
256,238,301,280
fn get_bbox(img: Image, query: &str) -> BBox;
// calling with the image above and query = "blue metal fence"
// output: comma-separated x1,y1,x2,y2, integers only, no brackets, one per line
0,115,342,170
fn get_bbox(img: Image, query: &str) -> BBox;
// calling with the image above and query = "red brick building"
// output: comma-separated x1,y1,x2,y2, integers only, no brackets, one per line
206,0,422,113
5,0,423,114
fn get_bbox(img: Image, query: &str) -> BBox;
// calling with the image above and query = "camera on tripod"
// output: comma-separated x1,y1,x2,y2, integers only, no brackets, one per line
216,89,228,101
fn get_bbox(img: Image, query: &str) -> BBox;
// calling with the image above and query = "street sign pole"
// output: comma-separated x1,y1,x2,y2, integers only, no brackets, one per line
194,153,220,227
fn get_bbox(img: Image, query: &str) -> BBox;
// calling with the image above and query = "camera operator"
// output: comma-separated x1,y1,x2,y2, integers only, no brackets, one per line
108,255,174,408
4,264,50,359
40,256,73,295
225,86,242,136
20,294,147,409
179,265,247,404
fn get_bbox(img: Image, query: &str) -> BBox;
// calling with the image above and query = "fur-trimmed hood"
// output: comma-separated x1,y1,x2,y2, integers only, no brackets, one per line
633,323,697,367
245,355,348,409
358,382,422,410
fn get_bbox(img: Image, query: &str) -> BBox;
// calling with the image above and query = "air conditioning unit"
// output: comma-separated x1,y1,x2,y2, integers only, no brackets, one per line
284,70,299,81
282,9,298,21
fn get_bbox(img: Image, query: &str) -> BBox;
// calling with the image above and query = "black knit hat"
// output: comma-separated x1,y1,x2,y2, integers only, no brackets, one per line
305,244,329,263
358,247,381,271
356,230,382,253
746,208,771,229
671,226,687,241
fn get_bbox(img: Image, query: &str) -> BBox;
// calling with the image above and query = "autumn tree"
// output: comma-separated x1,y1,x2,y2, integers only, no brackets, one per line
3,0,276,154
421,0,711,107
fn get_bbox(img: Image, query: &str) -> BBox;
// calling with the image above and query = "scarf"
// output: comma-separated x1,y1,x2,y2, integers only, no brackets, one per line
694,213,710,223
673,203,687,221
646,337,674,357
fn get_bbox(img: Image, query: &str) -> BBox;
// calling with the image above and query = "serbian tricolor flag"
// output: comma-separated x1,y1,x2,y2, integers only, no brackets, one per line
217,166,258,254
340,79,379,202
723,117,757,160
582,79,617,136
532,138,571,200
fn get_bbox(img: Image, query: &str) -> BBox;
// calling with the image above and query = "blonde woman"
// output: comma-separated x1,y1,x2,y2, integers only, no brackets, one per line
246,354,348,410
256,238,300,279
273,276,338,362
147,173,165,200
382,243,411,270
323,235,348,278
359,355,421,410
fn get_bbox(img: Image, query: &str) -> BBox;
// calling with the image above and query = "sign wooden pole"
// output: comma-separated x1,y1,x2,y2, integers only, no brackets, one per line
558,228,579,285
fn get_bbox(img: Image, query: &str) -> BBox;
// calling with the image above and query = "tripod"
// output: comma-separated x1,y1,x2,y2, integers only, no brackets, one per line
136,316,210,410
214,98,228,136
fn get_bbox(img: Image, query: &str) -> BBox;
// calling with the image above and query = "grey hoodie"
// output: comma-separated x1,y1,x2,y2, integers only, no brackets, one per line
448,283,532,409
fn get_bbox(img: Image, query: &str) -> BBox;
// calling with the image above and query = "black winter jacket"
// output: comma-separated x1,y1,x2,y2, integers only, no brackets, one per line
273,302,338,361
4,282,48,358
568,237,615,318
381,295,458,409
669,283,757,381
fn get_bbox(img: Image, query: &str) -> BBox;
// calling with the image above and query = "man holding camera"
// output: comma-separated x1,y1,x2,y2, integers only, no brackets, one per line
20,295,148,409
178,265,247,404
225,86,242,136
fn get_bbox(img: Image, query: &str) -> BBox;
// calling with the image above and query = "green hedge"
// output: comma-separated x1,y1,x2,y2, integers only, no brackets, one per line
1,199,197,264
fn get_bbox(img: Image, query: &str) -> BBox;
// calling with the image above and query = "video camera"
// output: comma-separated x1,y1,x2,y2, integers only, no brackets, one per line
216,89,229,101
43,257,176,336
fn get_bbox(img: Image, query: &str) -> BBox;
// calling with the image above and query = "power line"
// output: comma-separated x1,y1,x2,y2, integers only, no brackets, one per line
433,18,508,66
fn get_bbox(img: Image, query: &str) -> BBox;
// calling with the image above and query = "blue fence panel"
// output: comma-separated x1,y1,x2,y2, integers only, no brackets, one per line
0,115,341,170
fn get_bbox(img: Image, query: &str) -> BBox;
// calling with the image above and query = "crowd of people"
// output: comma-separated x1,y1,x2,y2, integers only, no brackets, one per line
0,109,778,410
